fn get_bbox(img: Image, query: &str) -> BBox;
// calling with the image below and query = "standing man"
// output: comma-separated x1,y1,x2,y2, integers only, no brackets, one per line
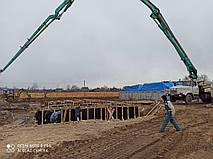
160,95,181,132
45,109,54,124
35,109,42,125
75,106,81,121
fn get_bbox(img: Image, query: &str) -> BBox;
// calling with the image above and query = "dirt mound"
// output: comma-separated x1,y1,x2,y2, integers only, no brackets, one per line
0,100,14,126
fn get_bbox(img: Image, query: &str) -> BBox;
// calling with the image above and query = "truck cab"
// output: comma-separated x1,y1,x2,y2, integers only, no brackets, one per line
168,81,199,104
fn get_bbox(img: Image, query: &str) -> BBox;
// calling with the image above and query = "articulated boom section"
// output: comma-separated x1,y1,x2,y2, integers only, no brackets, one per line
1,0,197,81
140,0,198,80
0,0,75,73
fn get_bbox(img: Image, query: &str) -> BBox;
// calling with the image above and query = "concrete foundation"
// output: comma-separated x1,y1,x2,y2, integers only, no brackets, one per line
119,91,165,100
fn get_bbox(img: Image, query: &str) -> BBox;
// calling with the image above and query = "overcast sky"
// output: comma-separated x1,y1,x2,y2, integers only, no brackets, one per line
0,0,212,89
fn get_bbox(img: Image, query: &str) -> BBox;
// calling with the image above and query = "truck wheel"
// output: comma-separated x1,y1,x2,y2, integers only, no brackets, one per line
211,98,213,105
185,94,193,104
170,97,176,102
200,93,211,103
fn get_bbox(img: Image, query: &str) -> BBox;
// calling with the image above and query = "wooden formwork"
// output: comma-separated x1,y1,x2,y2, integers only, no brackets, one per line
38,106,140,125
36,99,145,125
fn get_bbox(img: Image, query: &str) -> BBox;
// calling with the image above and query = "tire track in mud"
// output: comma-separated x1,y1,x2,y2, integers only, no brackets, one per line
33,116,163,159
127,120,210,159
122,107,213,159
125,137,164,159
75,120,161,159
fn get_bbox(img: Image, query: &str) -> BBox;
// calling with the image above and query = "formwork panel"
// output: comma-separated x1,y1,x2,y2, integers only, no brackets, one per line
71,109,76,121
102,108,106,120
117,107,122,120
89,108,95,120
113,107,116,119
37,111,42,125
135,107,139,118
95,108,101,120
82,109,87,120
129,107,134,119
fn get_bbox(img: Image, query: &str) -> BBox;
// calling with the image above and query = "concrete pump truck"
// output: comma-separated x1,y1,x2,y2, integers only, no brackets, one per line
0,0,212,103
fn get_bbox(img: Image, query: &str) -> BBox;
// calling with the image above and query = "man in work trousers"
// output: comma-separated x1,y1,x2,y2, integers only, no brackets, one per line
160,95,181,132
45,109,54,124
75,106,81,121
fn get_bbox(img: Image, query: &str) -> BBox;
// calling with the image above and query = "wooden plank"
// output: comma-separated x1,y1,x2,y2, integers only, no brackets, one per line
122,106,124,120
116,107,118,120
61,108,63,123
80,110,82,121
87,108,89,120
152,104,162,116
145,102,160,117
134,106,136,119
41,110,44,125
69,108,71,122
63,104,68,124
100,108,102,120
127,107,129,120
107,107,115,121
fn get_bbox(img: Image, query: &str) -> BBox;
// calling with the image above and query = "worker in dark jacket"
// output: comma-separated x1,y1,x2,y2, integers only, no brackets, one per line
35,110,41,125
75,106,81,121
45,109,54,124
160,95,181,132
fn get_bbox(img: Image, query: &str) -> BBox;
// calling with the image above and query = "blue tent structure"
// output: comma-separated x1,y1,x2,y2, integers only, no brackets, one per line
124,81,175,92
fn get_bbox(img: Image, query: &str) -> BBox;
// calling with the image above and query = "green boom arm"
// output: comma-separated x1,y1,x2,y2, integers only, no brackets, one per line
0,0,75,73
139,0,198,79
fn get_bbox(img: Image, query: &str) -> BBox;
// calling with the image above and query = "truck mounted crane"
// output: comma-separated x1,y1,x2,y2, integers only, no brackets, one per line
139,0,212,103
0,0,212,103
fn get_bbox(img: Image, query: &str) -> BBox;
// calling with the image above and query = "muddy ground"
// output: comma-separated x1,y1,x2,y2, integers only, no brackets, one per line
0,100,213,159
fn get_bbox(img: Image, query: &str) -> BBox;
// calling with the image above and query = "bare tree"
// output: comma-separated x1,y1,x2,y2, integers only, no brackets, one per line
198,74,210,83
183,74,210,83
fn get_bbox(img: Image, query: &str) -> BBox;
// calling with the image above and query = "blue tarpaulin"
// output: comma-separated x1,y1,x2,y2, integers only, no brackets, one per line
124,85,144,92
124,82,175,92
